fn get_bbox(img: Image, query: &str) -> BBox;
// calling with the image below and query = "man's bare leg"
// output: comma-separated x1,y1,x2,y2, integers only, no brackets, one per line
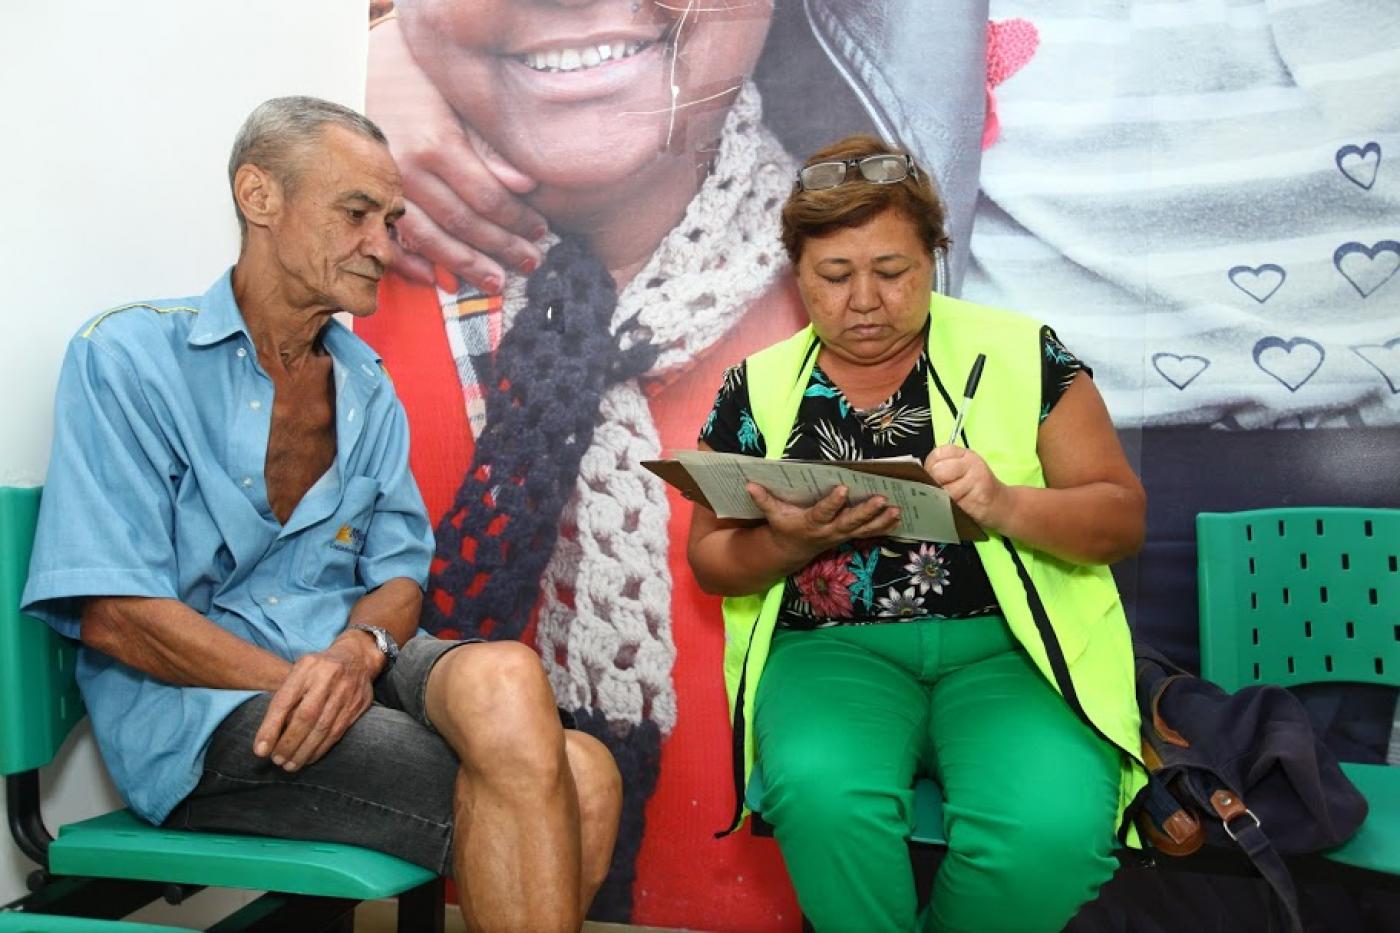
425,641,621,932
564,730,623,914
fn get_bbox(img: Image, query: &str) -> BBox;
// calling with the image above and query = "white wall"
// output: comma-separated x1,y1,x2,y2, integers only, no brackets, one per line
0,0,366,908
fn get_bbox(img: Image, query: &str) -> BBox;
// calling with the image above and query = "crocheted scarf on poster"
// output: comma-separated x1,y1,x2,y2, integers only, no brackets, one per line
423,235,657,645
427,82,795,737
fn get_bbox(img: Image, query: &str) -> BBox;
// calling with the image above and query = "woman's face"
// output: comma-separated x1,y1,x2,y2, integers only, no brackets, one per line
400,0,773,195
796,206,934,367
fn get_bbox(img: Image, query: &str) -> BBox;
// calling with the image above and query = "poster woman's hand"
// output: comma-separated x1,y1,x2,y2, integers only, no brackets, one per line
367,16,547,294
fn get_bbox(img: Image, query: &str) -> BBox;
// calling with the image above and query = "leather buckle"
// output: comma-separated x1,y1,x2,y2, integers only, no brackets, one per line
1210,789,1261,841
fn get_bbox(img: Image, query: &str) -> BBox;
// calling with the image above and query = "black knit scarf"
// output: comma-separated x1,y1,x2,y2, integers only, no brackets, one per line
422,235,657,641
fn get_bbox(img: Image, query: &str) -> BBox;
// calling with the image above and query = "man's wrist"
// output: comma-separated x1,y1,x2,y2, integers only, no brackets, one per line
344,624,400,678
335,627,386,677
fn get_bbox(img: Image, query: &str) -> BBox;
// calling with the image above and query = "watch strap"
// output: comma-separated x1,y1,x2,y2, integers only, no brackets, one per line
348,623,400,673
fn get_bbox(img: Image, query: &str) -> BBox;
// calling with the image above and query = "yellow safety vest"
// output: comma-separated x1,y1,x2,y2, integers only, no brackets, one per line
718,293,1148,844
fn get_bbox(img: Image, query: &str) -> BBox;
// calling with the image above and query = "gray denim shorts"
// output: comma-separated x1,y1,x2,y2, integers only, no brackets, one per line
163,635,471,875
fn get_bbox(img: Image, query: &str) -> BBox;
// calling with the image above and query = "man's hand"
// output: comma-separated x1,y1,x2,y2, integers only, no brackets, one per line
253,633,380,772
367,15,546,294
749,482,901,564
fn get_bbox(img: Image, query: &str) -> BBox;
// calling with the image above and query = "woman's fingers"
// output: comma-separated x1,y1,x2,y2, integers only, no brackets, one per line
366,15,545,288
750,482,901,551
462,124,542,197
405,169,543,279
928,446,1009,527
926,444,970,485
388,229,437,287
396,202,510,296
805,485,849,524
420,128,545,237
747,482,802,520
833,498,897,538
847,506,902,540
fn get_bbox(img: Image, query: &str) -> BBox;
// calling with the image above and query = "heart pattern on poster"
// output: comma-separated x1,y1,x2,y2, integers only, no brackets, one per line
1334,240,1400,298
1253,336,1324,392
1335,142,1381,190
1227,264,1286,303
1151,352,1209,390
1351,339,1400,393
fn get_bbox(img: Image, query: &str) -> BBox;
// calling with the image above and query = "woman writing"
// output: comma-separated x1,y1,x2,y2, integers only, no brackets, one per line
689,134,1149,932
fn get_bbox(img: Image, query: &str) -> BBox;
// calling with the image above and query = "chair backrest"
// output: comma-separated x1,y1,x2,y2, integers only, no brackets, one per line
0,486,85,777
1198,507,1400,693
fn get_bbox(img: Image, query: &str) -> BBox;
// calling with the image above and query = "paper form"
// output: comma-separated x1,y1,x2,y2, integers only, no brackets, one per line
671,450,960,543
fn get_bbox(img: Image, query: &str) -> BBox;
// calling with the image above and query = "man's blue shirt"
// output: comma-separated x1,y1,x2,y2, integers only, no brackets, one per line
21,269,434,823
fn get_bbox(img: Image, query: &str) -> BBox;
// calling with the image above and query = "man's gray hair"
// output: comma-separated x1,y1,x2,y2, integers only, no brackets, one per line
228,96,388,234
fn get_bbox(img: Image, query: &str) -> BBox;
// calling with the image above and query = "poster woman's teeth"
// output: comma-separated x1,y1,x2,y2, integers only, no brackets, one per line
521,41,651,73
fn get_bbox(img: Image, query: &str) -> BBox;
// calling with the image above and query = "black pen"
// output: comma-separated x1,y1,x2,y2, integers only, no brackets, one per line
945,353,986,446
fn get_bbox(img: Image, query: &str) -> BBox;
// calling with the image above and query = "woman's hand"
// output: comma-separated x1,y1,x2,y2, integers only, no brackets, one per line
924,445,1011,530
687,483,900,597
367,17,547,293
748,483,901,564
922,373,1146,565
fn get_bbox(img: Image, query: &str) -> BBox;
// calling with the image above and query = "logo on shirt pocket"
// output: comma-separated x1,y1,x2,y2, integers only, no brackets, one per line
330,524,367,554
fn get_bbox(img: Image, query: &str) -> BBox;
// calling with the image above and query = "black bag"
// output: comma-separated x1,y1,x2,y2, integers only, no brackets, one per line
1133,643,1369,932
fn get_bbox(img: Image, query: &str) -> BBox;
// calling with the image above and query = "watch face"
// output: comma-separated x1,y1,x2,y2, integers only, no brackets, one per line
355,625,397,663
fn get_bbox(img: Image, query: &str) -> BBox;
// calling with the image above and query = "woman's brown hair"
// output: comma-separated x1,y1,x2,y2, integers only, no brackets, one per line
780,134,949,265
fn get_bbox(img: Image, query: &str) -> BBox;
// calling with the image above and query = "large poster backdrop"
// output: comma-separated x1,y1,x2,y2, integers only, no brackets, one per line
358,2,1399,930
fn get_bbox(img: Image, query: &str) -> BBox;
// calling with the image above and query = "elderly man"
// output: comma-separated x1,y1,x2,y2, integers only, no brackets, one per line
21,96,620,932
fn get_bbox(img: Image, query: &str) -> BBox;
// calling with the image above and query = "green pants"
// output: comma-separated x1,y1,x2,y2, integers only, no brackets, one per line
754,617,1121,933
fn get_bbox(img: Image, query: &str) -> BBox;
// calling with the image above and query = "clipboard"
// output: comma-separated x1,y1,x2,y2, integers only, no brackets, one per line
642,455,986,543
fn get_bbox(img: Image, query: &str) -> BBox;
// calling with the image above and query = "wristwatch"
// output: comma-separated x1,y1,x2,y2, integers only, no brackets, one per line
348,624,400,675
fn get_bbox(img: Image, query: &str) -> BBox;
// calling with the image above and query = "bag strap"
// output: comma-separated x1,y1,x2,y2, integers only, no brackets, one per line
1210,789,1304,933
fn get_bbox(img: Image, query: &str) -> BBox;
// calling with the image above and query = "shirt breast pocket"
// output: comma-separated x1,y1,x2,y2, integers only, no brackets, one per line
299,475,380,590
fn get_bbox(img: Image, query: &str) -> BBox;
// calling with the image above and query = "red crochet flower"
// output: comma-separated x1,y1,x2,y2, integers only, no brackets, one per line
794,552,856,617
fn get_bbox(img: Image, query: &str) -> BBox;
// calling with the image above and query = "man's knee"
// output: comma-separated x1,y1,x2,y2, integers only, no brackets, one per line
430,641,564,777
434,641,554,714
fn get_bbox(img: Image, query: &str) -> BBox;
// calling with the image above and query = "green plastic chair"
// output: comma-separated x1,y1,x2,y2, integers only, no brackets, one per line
0,486,444,930
0,914,195,932
745,767,948,847
1197,507,1400,878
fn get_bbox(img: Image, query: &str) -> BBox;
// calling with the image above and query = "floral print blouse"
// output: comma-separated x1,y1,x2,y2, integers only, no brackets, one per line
699,325,1086,629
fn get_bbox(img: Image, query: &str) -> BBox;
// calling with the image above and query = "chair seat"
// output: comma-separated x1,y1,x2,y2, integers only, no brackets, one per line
746,770,948,847
49,809,436,899
0,916,194,932
1324,763,1400,875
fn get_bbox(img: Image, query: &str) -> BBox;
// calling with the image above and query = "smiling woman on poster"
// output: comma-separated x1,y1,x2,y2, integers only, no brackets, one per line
360,1,813,924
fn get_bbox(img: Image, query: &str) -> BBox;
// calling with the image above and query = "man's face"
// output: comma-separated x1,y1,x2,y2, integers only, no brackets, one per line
269,125,405,317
